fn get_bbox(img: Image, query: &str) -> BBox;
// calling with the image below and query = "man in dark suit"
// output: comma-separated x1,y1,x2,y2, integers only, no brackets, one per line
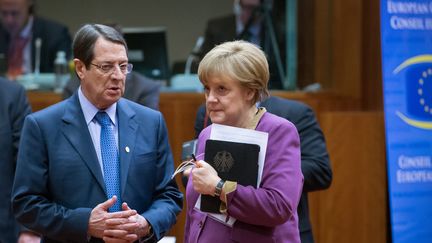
0,78,32,242
0,0,72,79
12,24,182,242
194,96,333,243
198,0,286,89
63,71,161,110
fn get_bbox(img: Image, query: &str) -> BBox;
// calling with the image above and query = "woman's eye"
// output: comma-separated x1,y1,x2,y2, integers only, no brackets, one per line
218,86,226,92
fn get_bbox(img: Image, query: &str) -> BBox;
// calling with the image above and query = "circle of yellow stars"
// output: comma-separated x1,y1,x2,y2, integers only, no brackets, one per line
418,68,432,115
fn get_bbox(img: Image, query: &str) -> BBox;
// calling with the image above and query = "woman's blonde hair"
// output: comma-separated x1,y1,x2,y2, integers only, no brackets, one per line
198,40,270,103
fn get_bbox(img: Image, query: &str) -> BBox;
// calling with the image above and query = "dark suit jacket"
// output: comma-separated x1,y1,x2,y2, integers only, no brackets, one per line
12,94,182,242
194,96,332,243
0,78,31,243
0,16,72,73
63,71,161,110
199,15,237,59
199,14,286,89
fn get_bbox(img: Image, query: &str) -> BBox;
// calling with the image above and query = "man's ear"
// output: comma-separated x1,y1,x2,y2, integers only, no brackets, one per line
74,59,85,80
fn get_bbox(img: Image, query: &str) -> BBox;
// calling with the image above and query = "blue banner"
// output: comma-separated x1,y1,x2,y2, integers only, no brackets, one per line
381,1,432,242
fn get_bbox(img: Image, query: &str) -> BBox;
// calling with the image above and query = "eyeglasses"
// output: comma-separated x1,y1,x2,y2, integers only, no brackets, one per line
91,63,133,75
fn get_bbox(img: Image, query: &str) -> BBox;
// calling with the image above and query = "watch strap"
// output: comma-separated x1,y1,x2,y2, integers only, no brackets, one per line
214,179,225,197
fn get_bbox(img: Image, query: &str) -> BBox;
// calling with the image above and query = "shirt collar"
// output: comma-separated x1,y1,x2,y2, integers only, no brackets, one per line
235,14,261,37
78,86,117,126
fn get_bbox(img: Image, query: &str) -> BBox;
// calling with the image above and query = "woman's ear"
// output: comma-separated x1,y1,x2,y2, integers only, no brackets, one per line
245,88,256,103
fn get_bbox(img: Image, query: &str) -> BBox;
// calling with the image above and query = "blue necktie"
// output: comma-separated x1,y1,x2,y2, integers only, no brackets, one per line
95,111,121,212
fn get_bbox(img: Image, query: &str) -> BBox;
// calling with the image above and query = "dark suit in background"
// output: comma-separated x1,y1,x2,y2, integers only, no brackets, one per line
194,96,332,243
199,15,237,59
63,71,161,110
0,78,31,243
198,3,286,89
0,16,72,73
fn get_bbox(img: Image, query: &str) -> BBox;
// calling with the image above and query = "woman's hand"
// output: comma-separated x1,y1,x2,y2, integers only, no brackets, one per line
192,160,220,196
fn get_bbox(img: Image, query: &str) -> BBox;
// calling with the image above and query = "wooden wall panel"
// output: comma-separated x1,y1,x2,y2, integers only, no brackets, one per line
361,0,383,111
330,0,363,99
271,91,361,114
309,112,388,243
297,0,316,88
313,0,332,90
27,91,63,112
311,0,382,110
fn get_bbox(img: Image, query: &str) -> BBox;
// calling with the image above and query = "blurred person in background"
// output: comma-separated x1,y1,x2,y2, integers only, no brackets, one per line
0,0,71,80
197,0,286,89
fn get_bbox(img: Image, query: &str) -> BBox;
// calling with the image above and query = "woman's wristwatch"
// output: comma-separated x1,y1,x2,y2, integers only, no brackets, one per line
214,179,225,197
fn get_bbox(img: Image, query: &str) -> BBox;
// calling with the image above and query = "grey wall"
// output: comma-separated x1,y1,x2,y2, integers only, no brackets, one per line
36,0,232,67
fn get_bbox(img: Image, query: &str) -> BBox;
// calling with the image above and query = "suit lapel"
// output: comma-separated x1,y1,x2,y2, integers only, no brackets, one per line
61,94,106,192
117,99,138,195
0,28,9,55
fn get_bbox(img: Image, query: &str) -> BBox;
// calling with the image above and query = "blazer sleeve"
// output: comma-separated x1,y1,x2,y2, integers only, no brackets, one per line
12,115,92,242
194,104,207,138
11,84,31,163
293,105,332,192
135,76,161,111
141,114,183,240
62,76,80,100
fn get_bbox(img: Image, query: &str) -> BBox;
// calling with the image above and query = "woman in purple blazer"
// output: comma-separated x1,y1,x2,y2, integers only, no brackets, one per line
184,40,303,243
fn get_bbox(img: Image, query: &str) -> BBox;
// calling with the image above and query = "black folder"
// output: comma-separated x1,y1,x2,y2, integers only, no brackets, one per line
200,139,260,213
